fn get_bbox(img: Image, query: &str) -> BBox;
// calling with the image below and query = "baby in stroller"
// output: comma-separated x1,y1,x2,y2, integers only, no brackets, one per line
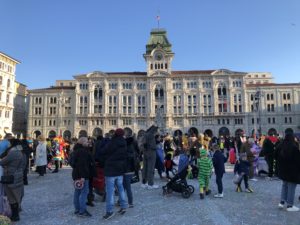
162,150,195,198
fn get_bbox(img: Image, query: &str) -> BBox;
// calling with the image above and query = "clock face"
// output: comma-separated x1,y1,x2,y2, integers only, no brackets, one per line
155,53,163,61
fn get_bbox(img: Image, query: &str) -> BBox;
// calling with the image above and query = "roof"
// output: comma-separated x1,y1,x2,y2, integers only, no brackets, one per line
146,28,172,54
246,83,300,88
29,86,75,93
0,51,21,64
172,70,216,75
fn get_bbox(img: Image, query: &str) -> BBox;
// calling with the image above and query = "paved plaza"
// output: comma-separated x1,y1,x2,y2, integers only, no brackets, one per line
16,165,300,225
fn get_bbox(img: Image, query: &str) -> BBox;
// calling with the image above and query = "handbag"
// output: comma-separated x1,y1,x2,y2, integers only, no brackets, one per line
233,172,245,184
0,175,14,184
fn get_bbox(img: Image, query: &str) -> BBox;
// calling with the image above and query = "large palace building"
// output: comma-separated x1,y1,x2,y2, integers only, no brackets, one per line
27,28,300,139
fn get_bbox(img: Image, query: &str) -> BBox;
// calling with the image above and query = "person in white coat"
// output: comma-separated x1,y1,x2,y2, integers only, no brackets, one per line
35,135,47,176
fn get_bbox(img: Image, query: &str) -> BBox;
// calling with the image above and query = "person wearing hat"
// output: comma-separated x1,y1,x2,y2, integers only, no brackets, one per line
35,135,47,176
71,137,93,217
102,128,128,220
212,144,227,198
197,148,213,199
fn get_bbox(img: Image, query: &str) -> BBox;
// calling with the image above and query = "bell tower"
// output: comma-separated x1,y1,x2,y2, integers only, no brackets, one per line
143,29,174,76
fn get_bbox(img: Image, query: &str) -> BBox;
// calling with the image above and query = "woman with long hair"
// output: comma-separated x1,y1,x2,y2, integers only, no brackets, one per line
276,132,300,212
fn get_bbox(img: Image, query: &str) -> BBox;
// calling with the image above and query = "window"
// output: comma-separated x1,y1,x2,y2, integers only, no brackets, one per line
137,83,146,90
172,82,182,90
108,96,117,114
7,79,10,88
122,83,132,90
187,81,197,89
109,83,117,89
109,119,117,126
137,95,146,115
173,95,182,114
123,119,132,126
122,96,132,114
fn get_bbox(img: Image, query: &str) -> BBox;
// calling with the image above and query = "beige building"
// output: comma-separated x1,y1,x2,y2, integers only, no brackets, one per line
27,29,300,139
12,81,27,138
0,52,20,137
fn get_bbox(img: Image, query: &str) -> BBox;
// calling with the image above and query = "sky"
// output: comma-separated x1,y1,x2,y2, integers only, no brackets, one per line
1,0,300,89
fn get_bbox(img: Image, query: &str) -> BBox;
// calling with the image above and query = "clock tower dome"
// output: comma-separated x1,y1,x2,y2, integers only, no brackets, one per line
143,29,174,76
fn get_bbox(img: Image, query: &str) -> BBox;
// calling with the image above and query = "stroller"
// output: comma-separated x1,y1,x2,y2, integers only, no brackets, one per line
162,165,195,198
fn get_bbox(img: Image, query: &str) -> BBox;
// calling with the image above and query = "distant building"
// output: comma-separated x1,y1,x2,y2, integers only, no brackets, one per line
27,28,300,139
0,52,20,137
12,81,27,138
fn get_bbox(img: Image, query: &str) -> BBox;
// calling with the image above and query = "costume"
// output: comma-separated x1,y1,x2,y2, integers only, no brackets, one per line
197,149,213,197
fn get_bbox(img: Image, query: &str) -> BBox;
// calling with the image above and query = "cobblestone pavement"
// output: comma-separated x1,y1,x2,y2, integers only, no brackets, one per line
16,165,299,225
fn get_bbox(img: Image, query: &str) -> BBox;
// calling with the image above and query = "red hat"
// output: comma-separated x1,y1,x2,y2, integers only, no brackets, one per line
115,128,125,137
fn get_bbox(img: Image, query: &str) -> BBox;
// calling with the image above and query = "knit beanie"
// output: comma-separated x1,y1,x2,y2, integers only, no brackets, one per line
115,128,125,137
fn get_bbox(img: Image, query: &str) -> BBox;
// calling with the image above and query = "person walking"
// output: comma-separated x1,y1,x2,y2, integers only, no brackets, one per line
35,135,47,177
212,144,227,198
276,132,300,212
103,128,128,220
71,137,93,217
141,125,159,189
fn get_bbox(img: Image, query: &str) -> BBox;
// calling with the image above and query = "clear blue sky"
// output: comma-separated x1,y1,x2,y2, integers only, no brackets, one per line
1,0,300,89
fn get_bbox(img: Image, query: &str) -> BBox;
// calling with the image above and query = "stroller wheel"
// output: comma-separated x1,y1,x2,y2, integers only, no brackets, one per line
182,189,191,198
188,185,195,194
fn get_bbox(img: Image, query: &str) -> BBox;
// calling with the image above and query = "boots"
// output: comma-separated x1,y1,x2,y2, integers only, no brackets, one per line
10,203,20,221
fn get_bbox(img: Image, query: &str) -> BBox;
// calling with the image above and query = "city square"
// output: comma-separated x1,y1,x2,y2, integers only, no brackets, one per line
0,1,300,225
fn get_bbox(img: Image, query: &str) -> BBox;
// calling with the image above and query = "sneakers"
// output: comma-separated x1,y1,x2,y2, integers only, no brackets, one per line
103,212,115,220
147,184,159,189
129,204,134,208
78,210,92,217
245,188,254,193
74,210,79,215
286,206,299,212
214,193,224,198
278,202,285,209
141,183,148,188
118,208,126,215
249,178,258,182
236,186,242,192
205,190,211,195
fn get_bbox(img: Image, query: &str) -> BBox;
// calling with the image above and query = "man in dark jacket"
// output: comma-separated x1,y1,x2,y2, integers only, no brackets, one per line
262,135,278,179
212,144,227,198
102,128,128,220
71,137,93,218
141,125,159,189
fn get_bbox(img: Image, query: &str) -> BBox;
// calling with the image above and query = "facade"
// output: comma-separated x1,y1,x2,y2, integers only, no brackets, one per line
0,52,20,137
27,29,300,139
12,81,28,138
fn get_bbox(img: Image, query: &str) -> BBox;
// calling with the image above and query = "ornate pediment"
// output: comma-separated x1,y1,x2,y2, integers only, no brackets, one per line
86,71,108,78
149,71,170,77
212,69,233,75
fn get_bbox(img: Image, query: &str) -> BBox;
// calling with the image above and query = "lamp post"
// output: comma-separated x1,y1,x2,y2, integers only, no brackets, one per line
253,89,261,139
58,90,64,137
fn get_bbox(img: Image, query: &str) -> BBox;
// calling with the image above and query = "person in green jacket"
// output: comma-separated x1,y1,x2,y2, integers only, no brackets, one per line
197,148,213,199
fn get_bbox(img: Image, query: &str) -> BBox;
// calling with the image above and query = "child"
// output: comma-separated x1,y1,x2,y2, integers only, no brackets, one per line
234,153,254,193
197,149,213,199
212,144,227,198
164,153,176,179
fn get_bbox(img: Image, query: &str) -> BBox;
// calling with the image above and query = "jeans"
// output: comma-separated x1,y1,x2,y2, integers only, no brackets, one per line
73,180,89,213
123,174,133,205
238,174,249,189
281,181,297,206
216,173,223,194
105,176,127,213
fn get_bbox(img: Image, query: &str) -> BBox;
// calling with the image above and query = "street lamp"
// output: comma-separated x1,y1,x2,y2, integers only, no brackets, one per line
253,89,261,138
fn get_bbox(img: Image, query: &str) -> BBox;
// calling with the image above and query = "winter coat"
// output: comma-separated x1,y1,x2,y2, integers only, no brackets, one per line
125,137,137,174
262,138,276,158
35,141,47,166
103,136,127,177
275,142,300,184
71,144,93,180
234,159,250,175
0,145,26,204
212,150,227,176
144,126,158,151
94,138,110,167
240,142,255,162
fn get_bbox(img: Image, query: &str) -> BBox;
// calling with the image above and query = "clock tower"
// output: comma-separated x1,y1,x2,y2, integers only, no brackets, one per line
143,29,174,76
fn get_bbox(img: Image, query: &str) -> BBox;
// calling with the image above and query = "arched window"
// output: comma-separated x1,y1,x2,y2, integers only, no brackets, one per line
7,79,10,88
94,85,103,100
39,97,42,104
0,76,2,85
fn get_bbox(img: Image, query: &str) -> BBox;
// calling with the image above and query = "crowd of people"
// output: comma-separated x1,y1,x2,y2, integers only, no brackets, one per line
0,125,299,222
